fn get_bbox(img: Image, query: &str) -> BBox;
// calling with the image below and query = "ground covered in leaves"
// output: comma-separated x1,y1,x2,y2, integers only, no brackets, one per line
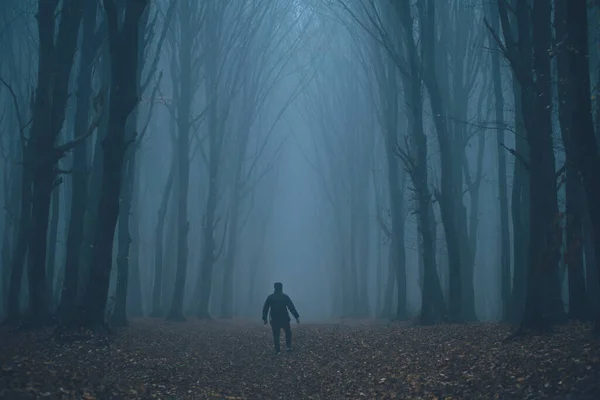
1,319,599,399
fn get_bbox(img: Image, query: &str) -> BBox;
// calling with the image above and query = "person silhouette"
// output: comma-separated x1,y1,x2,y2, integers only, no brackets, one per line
262,282,300,354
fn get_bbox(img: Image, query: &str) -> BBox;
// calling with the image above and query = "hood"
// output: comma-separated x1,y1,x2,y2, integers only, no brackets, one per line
274,282,283,294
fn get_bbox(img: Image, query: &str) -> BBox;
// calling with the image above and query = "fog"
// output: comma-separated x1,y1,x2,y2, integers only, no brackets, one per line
1,0,599,332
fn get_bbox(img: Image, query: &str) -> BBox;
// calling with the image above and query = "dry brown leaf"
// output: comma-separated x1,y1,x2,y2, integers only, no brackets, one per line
0,320,599,399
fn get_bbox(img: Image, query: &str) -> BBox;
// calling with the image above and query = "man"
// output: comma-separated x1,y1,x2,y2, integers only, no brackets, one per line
262,282,300,354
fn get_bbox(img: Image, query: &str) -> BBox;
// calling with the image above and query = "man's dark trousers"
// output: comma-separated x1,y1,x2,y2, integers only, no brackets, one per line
271,319,292,352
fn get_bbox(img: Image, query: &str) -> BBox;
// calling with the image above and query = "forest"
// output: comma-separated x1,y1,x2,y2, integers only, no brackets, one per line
0,0,599,398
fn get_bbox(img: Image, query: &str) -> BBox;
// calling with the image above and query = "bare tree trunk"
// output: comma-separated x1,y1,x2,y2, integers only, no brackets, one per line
77,0,149,329
417,221,424,294
392,195,406,321
59,57,91,322
166,7,194,320
123,0,171,318
493,0,562,331
593,6,600,321
417,0,462,322
564,0,600,334
163,188,179,313
596,22,600,141
386,75,407,321
555,0,588,321
463,122,485,322
197,152,219,319
127,147,144,317
1,194,11,309
381,248,395,318
359,200,371,317
583,202,600,318
6,145,30,323
245,184,276,315
565,167,588,320
221,188,240,319
372,33,407,320
150,144,175,317
395,0,445,324
196,7,226,318
1,132,19,314
46,186,60,309
220,119,250,319
442,1,482,323
375,227,383,315
78,45,110,304
25,0,86,325
111,146,136,327
522,0,563,330
347,199,360,316
509,78,529,323
27,168,54,323
487,0,511,321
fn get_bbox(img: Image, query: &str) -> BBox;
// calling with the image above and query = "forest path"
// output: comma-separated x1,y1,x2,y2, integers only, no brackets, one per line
1,319,599,399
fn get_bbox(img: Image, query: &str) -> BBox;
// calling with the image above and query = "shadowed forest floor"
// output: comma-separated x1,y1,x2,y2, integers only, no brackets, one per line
1,319,599,399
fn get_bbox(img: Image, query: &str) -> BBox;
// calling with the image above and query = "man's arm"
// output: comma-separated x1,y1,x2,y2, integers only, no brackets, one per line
262,295,271,323
286,295,299,321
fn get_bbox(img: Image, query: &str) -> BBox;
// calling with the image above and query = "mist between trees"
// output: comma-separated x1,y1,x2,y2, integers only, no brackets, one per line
0,0,599,338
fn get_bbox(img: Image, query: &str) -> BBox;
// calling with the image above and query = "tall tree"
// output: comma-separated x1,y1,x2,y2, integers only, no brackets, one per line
0,2,33,321
58,0,102,324
24,0,87,324
112,0,174,325
554,0,588,321
392,0,446,324
166,0,207,321
149,122,176,318
563,0,600,334
436,0,485,322
77,0,149,330
483,0,511,322
490,0,563,332
370,35,408,320
195,0,250,319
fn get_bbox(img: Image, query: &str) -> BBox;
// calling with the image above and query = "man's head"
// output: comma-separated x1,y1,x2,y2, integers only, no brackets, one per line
274,282,283,293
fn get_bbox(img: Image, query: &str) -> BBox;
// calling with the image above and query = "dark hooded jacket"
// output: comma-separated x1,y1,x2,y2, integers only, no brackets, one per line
262,283,299,323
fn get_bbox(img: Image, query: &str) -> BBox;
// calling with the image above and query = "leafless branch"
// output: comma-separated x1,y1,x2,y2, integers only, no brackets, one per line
241,58,319,186
500,143,529,170
482,19,510,64
238,183,257,233
371,153,392,238
334,0,410,77
213,211,229,262
141,0,176,92
238,136,285,203
54,88,106,158
0,75,30,148
136,71,163,147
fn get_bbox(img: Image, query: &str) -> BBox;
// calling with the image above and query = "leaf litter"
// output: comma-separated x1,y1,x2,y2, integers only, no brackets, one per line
1,319,599,399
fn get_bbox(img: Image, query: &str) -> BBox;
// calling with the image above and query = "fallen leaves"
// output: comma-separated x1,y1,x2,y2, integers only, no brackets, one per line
0,320,599,399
